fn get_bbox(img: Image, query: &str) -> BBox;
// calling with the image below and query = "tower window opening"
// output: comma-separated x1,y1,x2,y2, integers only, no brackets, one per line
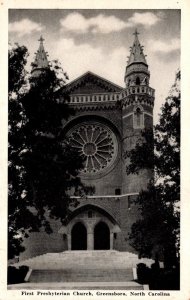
128,196,132,209
136,108,141,127
136,77,140,85
114,233,117,239
115,188,121,195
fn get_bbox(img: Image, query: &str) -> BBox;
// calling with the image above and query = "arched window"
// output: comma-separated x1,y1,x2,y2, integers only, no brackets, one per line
71,222,87,250
94,222,110,250
136,77,140,85
134,106,144,129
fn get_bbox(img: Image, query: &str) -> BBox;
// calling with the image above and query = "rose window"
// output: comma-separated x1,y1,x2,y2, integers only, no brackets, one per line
67,122,118,175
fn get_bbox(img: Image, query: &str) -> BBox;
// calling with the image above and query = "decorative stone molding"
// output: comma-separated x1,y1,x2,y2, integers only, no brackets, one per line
66,92,120,104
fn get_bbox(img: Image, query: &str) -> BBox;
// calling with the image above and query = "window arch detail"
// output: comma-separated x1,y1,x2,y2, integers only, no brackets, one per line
133,105,144,129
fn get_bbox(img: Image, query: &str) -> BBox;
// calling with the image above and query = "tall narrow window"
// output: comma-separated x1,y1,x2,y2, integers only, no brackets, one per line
128,196,131,209
136,77,140,85
136,108,141,127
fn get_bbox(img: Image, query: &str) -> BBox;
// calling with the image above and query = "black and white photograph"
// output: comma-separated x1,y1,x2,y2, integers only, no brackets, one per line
1,1,189,298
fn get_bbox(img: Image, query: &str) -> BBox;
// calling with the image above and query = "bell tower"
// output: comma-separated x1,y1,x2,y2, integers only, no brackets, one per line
121,30,155,194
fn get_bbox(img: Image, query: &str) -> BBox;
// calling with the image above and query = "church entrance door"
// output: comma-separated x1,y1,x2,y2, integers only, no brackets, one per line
94,222,110,250
71,222,87,250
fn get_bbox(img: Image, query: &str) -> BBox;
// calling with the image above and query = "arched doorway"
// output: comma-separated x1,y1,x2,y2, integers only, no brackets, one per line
71,222,87,250
94,222,110,250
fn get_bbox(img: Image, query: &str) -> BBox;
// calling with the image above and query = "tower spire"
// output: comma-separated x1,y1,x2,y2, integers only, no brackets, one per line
124,30,150,87
127,29,147,66
31,35,49,75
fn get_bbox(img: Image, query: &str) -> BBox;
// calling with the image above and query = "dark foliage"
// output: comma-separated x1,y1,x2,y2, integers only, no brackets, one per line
136,263,150,284
8,265,29,284
136,263,180,290
8,44,85,259
126,71,180,267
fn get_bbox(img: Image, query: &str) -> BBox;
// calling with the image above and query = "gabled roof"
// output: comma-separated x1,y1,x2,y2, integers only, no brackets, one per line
64,71,123,94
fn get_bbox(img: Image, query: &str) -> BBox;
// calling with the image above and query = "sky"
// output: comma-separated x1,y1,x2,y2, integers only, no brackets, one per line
9,9,180,123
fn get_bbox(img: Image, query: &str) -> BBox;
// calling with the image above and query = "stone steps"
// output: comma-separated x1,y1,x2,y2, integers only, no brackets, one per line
8,281,146,290
15,250,154,270
29,268,134,283
11,250,153,289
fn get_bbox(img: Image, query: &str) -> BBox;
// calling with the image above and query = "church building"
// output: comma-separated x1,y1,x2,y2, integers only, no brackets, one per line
21,31,155,259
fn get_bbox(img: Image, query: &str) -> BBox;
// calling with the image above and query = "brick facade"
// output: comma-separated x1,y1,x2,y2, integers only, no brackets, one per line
20,33,155,260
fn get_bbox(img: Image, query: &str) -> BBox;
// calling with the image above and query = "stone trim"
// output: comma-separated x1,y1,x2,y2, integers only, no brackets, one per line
69,103,118,112
71,192,139,199
67,92,120,104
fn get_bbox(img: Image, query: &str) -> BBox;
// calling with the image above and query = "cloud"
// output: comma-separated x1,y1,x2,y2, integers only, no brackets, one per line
127,12,161,27
9,18,44,37
149,38,180,53
87,14,127,34
49,38,126,85
60,12,162,34
60,13,127,34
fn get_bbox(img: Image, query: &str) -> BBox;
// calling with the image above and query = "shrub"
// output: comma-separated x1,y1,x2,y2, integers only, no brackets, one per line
8,265,29,284
136,263,150,284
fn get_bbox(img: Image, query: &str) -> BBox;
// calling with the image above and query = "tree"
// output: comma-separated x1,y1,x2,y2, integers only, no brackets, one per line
8,44,85,259
126,71,180,267
8,43,34,258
